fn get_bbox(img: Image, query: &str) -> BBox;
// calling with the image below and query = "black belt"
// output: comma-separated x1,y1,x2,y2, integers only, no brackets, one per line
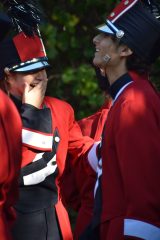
15,186,58,213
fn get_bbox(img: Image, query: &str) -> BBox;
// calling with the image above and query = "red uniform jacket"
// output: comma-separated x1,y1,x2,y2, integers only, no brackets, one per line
62,71,148,239
100,74,160,239
21,97,94,240
0,90,22,240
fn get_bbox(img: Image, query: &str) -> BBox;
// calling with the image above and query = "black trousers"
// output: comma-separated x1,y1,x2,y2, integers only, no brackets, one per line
12,205,62,240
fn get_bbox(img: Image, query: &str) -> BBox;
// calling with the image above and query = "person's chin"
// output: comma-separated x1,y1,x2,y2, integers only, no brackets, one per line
93,58,101,68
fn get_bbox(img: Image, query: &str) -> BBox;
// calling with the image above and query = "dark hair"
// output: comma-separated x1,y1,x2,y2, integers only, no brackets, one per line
111,35,151,75
126,53,151,75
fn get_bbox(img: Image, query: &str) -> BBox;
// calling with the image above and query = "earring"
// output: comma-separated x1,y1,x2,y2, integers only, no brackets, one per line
103,54,111,63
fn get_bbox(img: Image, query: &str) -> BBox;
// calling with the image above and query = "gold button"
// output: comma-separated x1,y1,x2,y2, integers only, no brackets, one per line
124,0,129,5
110,12,115,17
55,136,60,142
116,30,125,38
98,159,102,168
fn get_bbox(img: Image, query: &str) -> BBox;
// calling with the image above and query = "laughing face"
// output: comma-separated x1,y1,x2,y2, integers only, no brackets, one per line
93,33,122,70
5,68,48,98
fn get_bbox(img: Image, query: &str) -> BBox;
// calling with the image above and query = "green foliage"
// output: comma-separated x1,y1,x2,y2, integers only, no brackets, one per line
61,64,104,118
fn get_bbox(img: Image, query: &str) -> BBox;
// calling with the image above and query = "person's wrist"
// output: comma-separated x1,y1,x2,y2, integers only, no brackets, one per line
22,100,41,109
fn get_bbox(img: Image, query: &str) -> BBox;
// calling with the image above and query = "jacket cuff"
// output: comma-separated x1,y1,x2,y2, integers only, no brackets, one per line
87,141,100,172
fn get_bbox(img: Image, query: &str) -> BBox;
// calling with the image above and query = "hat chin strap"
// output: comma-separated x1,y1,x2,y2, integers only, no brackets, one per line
103,55,111,79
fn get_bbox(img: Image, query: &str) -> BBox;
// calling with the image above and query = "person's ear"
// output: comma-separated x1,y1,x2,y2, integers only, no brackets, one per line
4,67,10,76
119,45,133,57
3,68,12,91
4,67,13,83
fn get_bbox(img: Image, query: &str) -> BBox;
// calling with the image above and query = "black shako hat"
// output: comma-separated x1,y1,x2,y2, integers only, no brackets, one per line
0,12,12,41
0,0,50,79
97,0,160,64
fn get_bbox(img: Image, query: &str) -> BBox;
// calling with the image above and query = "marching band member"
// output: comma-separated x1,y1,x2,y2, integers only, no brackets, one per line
81,0,160,239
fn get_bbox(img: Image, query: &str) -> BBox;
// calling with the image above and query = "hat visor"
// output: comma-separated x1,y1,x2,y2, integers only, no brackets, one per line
96,24,114,35
12,61,50,73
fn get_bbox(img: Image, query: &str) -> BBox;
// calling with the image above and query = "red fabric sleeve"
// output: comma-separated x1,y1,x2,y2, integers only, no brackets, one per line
0,90,22,240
